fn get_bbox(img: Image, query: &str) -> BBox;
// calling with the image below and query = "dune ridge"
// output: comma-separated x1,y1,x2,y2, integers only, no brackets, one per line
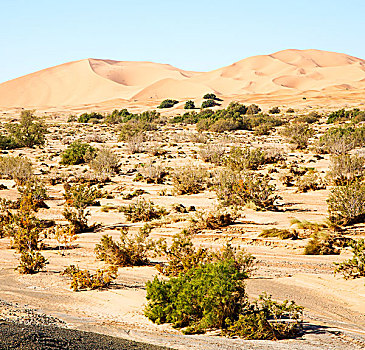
0,49,364,108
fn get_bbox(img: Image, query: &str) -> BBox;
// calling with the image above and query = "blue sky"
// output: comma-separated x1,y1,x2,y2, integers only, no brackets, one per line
0,0,364,83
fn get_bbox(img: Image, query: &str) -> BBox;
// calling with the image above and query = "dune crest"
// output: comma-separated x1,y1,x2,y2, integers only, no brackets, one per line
0,49,364,107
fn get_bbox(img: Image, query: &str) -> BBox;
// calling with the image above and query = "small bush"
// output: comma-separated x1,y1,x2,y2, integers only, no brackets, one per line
304,231,348,255
225,146,267,171
120,199,167,222
246,104,261,115
215,169,279,209
328,181,365,226
184,100,195,109
77,112,103,123
89,147,119,179
327,154,365,185
260,228,297,240
172,166,208,195
139,162,168,184
280,123,314,149
296,171,325,192
190,210,233,231
334,239,365,279
224,293,303,340
198,144,225,165
126,133,145,154
60,141,96,165
201,99,220,109
95,225,155,267
268,107,280,114
0,156,33,185
17,250,47,274
203,93,217,100
62,265,118,291
158,99,178,109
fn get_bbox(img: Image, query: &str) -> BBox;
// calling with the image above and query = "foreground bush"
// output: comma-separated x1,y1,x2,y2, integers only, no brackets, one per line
145,260,302,338
95,225,155,267
327,181,365,226
60,141,96,165
334,239,365,279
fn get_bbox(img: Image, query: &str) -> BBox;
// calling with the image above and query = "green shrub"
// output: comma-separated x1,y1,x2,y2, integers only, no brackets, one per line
172,166,208,195
328,181,365,226
268,107,280,114
334,239,365,279
60,141,96,165
327,108,365,124
184,100,195,109
157,99,178,109
95,225,155,267
317,126,365,154
120,199,167,222
62,265,118,291
145,260,248,334
280,123,314,149
201,99,220,109
145,260,301,338
6,110,47,148
0,135,19,150
208,118,239,132
203,93,217,100
77,112,103,123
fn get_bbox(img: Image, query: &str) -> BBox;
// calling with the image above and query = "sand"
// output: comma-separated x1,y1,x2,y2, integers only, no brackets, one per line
0,49,364,109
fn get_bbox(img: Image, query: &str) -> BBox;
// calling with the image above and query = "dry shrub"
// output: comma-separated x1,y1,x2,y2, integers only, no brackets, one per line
17,250,47,274
126,133,145,154
260,228,297,240
95,225,155,267
328,181,365,226
327,154,365,185
198,143,225,165
62,265,118,291
54,225,77,252
172,166,208,195
225,146,267,171
139,161,168,184
90,147,119,179
119,198,167,222
280,123,314,149
189,133,208,144
190,209,234,231
295,170,325,192
0,156,33,185
215,169,279,210
304,231,348,255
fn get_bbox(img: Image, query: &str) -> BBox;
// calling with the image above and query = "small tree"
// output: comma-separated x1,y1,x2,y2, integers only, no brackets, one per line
6,110,47,148
203,93,217,100
280,123,314,149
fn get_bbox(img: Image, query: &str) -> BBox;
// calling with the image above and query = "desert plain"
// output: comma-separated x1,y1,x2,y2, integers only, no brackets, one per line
0,49,365,349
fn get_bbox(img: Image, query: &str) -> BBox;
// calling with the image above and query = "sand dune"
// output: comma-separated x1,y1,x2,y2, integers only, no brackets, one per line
0,49,364,108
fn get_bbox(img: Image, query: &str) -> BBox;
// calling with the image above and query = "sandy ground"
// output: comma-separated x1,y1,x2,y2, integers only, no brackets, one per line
0,112,365,349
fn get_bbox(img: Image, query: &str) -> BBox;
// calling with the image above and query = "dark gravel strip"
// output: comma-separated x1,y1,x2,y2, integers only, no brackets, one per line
0,321,171,350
